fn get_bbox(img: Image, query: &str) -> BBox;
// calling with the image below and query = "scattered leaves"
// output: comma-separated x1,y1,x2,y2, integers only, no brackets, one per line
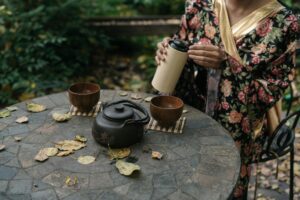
0,144,6,151
14,136,22,142
77,156,96,165
152,151,163,160
42,147,58,157
6,106,18,112
52,112,72,122
57,150,73,157
119,91,128,97
75,135,87,143
65,176,78,187
144,96,153,102
16,116,29,124
55,140,86,151
34,149,49,162
116,160,140,176
27,103,46,113
131,93,142,100
0,110,10,118
108,148,131,160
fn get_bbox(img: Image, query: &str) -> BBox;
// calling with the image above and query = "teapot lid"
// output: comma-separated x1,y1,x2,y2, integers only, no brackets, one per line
103,103,134,121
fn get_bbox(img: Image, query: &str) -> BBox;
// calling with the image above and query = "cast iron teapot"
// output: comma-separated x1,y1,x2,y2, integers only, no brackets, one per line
92,100,150,148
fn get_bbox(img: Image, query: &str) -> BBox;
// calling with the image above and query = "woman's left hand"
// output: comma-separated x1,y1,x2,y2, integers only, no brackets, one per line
188,44,226,69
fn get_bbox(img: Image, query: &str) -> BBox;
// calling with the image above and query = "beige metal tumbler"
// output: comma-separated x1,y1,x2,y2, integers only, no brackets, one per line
152,39,188,94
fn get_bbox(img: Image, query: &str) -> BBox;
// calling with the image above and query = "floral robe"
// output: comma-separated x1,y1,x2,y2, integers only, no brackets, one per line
173,0,299,199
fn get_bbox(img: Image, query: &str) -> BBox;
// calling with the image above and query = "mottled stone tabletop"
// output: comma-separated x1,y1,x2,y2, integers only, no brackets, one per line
0,90,240,200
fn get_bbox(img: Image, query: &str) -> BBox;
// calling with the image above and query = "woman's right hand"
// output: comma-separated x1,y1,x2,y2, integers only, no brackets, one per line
155,37,171,65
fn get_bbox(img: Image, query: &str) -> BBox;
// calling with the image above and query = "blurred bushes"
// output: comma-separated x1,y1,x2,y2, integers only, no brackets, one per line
0,0,109,105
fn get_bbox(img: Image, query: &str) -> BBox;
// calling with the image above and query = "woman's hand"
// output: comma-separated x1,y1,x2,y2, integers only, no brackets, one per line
155,37,171,65
188,44,226,69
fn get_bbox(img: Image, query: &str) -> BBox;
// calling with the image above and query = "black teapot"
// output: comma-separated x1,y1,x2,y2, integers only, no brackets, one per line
92,100,150,148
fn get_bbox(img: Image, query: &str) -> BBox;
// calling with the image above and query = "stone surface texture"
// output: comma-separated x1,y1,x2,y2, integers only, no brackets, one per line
0,90,240,200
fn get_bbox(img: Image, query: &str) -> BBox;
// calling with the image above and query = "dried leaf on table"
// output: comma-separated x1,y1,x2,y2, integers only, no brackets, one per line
14,136,22,142
77,156,96,165
115,160,140,176
57,150,73,157
0,144,6,151
75,135,87,143
152,151,163,160
119,92,128,97
183,109,189,114
27,103,46,113
108,148,131,160
6,106,18,112
35,149,49,162
55,140,86,151
65,176,78,186
16,116,29,124
144,96,153,102
52,112,71,122
131,94,142,100
42,147,58,157
0,110,10,118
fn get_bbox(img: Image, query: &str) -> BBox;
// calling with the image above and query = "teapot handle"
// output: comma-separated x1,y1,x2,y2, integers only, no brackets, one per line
104,100,150,125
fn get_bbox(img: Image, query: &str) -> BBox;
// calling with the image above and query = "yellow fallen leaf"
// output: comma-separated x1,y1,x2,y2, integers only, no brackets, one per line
77,156,96,165
0,110,10,118
55,140,86,151
6,106,18,112
144,96,153,102
52,112,72,122
152,151,163,160
34,149,49,162
0,144,5,151
27,103,46,113
14,136,22,142
57,150,73,157
119,92,128,97
75,135,87,143
131,94,142,100
116,160,140,176
16,116,29,124
108,148,131,160
42,147,58,157
65,176,78,186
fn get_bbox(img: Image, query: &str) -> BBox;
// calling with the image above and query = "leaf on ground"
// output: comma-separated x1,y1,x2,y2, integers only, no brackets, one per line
6,106,18,112
108,148,131,160
119,92,128,97
75,135,87,143
35,149,49,162
27,103,46,113
131,93,142,100
52,112,72,122
115,160,140,176
16,116,29,124
0,110,10,118
152,151,163,160
14,136,22,142
55,140,86,151
42,147,58,157
65,176,78,186
144,96,153,102
77,156,96,165
0,144,6,151
57,150,73,157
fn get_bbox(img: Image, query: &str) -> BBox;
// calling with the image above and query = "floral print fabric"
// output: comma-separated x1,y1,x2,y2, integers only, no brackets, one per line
174,0,299,199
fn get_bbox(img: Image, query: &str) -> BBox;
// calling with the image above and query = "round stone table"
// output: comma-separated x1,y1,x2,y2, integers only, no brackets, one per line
0,90,240,200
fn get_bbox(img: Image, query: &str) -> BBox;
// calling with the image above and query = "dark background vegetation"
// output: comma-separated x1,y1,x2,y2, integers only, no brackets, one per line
0,0,299,107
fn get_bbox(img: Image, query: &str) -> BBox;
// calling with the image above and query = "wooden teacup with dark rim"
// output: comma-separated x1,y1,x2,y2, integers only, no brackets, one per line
68,83,100,112
150,95,184,127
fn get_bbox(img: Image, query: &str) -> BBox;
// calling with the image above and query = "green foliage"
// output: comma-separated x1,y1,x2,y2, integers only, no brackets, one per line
0,0,109,105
